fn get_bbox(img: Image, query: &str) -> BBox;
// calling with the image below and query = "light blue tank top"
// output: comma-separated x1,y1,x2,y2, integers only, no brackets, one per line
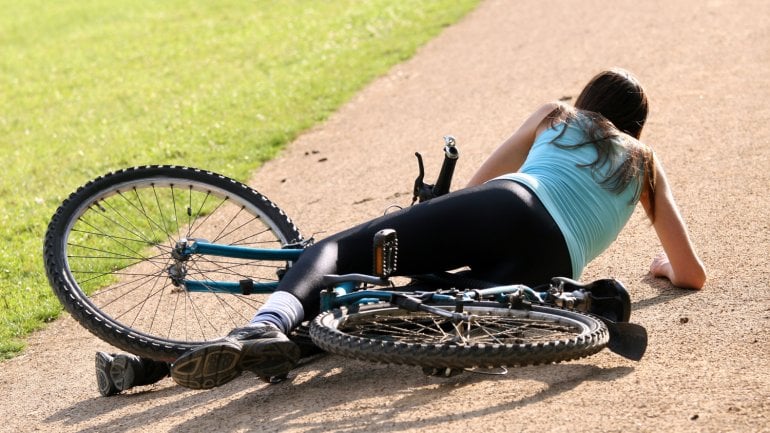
497,119,641,278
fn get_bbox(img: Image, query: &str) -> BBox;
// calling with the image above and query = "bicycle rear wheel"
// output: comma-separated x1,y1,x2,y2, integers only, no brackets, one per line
310,302,608,369
44,166,302,361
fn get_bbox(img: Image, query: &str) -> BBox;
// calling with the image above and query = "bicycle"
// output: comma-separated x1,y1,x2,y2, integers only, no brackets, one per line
43,136,647,377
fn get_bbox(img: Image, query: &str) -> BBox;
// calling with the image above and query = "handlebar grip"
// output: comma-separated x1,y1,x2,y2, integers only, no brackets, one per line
431,136,459,197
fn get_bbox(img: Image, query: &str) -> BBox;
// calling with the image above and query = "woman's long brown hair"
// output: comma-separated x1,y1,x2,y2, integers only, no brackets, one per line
544,69,657,221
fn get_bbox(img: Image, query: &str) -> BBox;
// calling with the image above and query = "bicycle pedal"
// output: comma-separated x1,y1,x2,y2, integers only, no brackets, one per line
373,229,398,278
260,373,289,384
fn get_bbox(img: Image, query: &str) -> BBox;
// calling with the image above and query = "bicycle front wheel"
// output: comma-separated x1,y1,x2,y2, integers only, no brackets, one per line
310,303,609,369
44,166,302,361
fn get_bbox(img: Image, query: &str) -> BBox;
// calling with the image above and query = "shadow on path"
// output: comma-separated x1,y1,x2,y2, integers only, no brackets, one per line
167,360,634,433
44,354,634,433
631,275,701,311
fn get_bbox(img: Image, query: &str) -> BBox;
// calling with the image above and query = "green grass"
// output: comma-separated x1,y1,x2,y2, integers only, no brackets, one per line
0,0,479,359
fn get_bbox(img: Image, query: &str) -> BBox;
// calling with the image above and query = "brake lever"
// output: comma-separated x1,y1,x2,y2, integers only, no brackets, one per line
412,152,434,205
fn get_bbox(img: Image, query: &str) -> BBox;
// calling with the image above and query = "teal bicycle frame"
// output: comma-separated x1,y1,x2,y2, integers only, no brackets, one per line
179,240,547,313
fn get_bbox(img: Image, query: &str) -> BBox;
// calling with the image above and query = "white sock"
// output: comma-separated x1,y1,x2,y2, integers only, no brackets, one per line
249,291,305,334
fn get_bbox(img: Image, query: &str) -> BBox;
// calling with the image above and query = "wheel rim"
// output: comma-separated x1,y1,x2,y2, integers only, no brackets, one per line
59,172,295,346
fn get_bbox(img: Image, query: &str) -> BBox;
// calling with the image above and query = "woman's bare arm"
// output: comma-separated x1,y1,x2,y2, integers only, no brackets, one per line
466,102,560,187
642,159,707,289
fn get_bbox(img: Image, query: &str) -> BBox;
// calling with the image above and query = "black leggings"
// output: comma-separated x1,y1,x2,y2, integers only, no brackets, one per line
277,179,572,317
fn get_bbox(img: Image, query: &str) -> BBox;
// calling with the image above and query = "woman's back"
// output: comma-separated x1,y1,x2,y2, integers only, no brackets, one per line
497,117,642,278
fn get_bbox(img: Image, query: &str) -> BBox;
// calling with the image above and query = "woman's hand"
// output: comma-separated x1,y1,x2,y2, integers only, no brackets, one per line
648,251,704,290
649,252,674,280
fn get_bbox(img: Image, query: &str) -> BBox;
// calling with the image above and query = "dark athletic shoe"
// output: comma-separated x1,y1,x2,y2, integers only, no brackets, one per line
170,324,301,390
95,351,171,397
96,352,121,397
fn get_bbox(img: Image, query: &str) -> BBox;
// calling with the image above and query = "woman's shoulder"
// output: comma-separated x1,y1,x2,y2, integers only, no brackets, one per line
539,101,575,119
533,101,574,135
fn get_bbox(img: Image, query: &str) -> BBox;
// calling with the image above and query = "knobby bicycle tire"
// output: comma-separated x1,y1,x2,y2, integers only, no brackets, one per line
43,166,302,361
310,302,609,369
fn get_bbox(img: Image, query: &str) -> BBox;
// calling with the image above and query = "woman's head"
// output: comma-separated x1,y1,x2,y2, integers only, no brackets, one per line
574,68,648,139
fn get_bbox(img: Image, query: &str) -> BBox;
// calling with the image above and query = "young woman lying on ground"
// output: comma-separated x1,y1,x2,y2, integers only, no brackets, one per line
95,68,706,396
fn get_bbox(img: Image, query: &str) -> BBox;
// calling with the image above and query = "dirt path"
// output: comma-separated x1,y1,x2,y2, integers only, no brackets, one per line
2,0,768,432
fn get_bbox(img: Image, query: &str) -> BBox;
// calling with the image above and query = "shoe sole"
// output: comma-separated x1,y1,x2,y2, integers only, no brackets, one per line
95,352,119,397
110,354,137,391
171,341,242,390
171,339,300,390
240,338,301,378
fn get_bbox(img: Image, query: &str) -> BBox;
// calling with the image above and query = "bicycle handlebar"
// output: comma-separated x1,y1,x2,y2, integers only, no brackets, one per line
431,136,459,197
412,135,460,204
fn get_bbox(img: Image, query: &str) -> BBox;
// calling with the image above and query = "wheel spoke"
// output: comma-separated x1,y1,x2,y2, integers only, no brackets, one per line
343,311,583,345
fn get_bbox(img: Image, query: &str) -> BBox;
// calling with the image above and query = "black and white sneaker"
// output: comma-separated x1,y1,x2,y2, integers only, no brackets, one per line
170,324,301,390
95,352,170,397
95,352,121,397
